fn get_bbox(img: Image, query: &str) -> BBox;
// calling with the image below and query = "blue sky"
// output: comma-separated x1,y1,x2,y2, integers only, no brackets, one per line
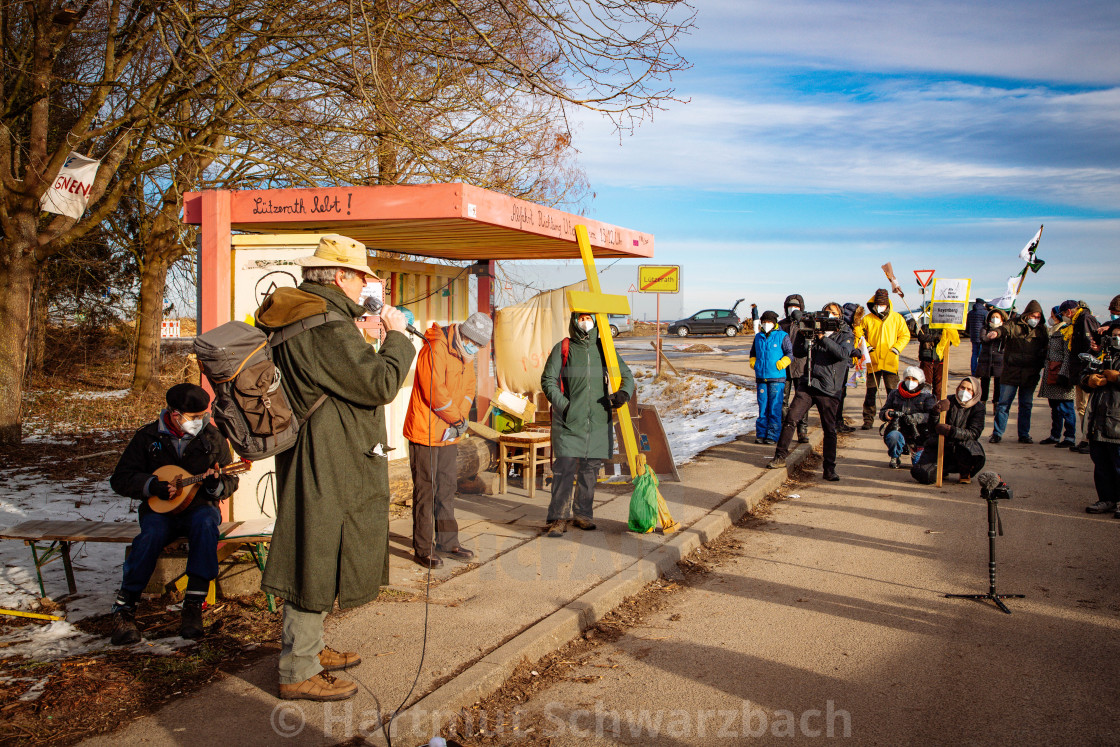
509,0,1120,322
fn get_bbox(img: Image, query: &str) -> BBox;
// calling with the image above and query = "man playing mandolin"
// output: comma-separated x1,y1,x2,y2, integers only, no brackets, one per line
107,383,240,644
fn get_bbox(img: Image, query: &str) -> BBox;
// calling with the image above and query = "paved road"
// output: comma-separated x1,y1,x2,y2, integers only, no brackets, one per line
480,402,1120,745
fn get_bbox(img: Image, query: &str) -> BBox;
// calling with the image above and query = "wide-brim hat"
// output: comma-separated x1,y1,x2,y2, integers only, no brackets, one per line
296,234,375,278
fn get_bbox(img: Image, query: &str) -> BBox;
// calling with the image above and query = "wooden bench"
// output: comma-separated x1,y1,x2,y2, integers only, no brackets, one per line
0,519,276,611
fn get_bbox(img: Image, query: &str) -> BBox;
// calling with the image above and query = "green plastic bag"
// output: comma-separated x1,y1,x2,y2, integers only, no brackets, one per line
628,468,659,533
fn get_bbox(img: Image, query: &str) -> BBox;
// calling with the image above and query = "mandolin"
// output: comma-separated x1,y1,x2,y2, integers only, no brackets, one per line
148,461,251,514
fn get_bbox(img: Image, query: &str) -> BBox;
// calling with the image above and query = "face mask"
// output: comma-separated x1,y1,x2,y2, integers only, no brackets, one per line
180,417,204,436
957,390,972,403
990,318,1002,328
1108,336,1120,351
1050,318,1060,327
577,319,595,333
875,305,887,315
786,307,800,317
1026,317,1039,328
903,379,919,392
762,322,774,333
828,313,838,319
462,340,478,356
1112,314,1120,321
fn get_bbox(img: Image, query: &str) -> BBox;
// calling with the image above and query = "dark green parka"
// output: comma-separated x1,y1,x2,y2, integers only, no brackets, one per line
541,313,635,459
996,299,1047,387
255,282,415,612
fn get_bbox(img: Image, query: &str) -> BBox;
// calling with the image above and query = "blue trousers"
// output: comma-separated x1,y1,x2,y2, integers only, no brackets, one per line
1048,399,1076,441
993,382,1036,438
118,505,221,602
970,342,981,376
1090,441,1120,505
756,381,785,440
884,430,923,464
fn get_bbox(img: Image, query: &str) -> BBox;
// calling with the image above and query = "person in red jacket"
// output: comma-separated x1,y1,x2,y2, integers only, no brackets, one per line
404,312,493,567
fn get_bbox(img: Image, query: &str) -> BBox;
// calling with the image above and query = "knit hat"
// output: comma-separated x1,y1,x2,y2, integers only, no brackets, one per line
1051,305,1061,320
459,312,493,346
166,383,209,413
872,288,890,307
1058,299,1079,314
901,365,925,385
760,310,778,324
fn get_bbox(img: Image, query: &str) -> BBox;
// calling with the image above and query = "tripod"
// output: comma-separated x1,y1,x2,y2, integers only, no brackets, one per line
945,496,1025,614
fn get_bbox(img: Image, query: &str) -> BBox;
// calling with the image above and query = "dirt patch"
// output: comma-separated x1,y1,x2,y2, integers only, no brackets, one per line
679,344,717,353
0,593,282,746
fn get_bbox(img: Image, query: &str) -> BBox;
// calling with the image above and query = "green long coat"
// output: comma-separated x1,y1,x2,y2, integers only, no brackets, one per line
541,313,635,459
256,282,415,612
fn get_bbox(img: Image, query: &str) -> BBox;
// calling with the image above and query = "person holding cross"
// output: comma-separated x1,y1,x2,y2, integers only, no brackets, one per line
541,311,635,537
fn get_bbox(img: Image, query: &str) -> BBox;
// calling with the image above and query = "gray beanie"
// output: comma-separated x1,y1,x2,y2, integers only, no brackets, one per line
459,312,493,346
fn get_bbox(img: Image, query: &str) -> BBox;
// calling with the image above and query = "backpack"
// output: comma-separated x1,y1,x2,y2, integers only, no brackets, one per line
193,313,346,460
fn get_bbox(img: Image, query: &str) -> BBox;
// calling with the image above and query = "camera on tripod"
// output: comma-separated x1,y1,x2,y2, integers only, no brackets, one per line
796,312,841,334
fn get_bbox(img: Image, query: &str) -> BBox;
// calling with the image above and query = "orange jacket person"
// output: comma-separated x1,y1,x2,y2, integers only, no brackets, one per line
403,312,493,567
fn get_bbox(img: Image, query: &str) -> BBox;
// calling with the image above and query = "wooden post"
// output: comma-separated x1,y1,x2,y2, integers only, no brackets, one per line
935,346,950,487
655,293,662,378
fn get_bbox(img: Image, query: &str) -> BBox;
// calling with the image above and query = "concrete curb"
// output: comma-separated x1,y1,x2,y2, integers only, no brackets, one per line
371,433,823,745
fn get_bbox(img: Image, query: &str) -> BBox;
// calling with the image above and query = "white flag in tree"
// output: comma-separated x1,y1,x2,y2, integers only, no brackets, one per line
989,274,1021,311
40,152,100,219
1018,226,1043,262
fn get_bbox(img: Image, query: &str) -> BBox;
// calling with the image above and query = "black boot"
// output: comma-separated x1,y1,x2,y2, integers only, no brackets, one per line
110,606,141,645
797,423,810,444
180,599,205,639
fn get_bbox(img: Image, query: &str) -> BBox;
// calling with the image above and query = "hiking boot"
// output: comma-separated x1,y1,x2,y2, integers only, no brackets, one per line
571,517,597,531
110,608,141,646
989,434,1001,444
413,553,444,568
754,437,766,444
889,457,901,470
1039,436,1059,445
766,456,787,470
838,423,855,433
546,520,568,537
1072,441,1090,454
1086,500,1117,514
279,671,358,701
797,425,810,444
436,545,475,561
823,471,840,482
1057,440,1076,449
180,600,204,640
1018,435,1033,444
319,646,361,672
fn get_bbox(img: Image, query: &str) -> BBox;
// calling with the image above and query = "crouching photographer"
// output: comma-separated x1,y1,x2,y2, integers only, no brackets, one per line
1082,323,1120,515
879,366,938,469
912,376,987,485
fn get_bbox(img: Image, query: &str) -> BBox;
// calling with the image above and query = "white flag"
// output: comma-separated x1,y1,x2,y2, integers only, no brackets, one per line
989,274,1021,311
1018,226,1042,262
40,152,100,219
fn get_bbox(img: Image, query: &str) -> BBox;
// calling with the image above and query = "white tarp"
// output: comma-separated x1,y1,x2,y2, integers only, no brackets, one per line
494,280,588,395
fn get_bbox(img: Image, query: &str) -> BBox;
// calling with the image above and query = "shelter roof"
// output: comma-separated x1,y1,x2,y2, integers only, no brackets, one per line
183,183,653,261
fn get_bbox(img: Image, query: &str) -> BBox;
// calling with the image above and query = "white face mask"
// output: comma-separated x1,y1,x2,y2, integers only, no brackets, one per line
957,390,972,403
828,314,838,319
875,305,887,315
1026,317,1040,328
762,322,775,333
990,318,1002,328
577,319,595,333
903,379,919,392
180,417,204,436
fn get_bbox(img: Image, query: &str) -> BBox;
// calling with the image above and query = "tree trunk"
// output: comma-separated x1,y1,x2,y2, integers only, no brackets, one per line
28,268,48,375
131,255,171,393
0,252,36,444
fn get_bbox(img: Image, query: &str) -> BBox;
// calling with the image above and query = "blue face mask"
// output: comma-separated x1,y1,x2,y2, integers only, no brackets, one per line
1112,314,1120,322
462,340,479,356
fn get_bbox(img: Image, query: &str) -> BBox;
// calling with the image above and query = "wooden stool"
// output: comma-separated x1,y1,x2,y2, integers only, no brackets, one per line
498,431,552,499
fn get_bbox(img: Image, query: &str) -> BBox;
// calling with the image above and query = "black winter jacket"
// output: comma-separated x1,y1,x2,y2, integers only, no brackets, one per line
966,301,987,344
1082,346,1120,445
110,415,238,517
880,387,938,444
793,322,855,398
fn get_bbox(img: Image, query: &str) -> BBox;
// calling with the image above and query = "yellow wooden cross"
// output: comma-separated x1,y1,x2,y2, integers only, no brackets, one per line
569,225,677,532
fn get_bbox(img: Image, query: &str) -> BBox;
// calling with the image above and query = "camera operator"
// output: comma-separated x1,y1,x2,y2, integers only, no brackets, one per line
911,376,986,485
778,294,811,444
768,302,854,481
1082,322,1120,515
879,366,938,469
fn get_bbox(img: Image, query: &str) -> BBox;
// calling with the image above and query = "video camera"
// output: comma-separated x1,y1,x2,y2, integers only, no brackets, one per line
977,471,1012,501
884,410,925,443
796,311,842,334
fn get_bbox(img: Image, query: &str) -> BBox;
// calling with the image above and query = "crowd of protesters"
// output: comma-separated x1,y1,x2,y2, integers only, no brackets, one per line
751,291,1120,501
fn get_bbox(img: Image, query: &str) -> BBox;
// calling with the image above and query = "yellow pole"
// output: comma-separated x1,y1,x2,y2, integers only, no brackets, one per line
575,226,640,477
0,608,63,621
